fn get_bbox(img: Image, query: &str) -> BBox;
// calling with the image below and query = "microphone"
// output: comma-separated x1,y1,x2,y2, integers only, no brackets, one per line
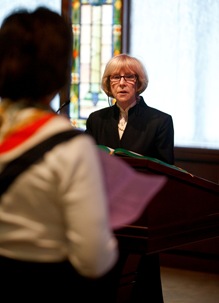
56,99,70,113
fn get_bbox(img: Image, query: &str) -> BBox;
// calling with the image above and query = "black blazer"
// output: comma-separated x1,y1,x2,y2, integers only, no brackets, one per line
85,96,174,164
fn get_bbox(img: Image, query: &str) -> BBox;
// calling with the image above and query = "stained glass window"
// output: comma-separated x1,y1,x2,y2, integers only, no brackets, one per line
70,0,122,129
0,0,122,123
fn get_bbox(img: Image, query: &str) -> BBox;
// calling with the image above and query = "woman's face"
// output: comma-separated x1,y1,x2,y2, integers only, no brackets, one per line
109,69,137,109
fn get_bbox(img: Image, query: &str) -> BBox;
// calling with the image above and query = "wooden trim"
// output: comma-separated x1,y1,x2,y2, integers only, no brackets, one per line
122,0,131,53
175,147,219,164
174,147,219,184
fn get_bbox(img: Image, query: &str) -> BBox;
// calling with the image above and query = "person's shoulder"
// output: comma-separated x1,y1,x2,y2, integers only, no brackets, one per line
58,131,96,155
140,96,172,118
88,105,115,118
148,106,172,118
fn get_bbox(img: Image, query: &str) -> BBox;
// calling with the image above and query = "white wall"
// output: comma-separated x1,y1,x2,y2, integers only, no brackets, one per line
130,0,219,149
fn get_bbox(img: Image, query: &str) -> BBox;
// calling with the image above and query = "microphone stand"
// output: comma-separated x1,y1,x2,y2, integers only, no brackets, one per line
56,99,70,114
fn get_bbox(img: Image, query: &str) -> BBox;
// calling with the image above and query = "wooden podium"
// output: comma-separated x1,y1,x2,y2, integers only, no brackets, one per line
114,157,219,303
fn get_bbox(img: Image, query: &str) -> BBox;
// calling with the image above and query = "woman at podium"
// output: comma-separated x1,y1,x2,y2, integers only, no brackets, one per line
85,53,174,303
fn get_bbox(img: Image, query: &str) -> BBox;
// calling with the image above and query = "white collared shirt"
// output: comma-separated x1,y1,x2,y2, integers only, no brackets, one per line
117,101,136,138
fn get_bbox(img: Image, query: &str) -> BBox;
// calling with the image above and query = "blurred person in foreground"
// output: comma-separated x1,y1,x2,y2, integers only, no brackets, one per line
0,7,118,301
85,53,174,302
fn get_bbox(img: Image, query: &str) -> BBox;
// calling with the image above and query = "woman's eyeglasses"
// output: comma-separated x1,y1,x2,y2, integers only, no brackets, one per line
110,74,137,83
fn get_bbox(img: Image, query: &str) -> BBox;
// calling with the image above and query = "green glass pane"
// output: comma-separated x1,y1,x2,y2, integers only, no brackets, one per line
70,0,122,128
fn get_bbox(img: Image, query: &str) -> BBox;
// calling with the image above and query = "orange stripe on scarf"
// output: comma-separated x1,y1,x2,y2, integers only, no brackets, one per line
0,113,54,154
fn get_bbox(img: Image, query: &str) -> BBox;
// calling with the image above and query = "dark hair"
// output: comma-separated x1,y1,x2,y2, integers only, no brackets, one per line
0,7,72,101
